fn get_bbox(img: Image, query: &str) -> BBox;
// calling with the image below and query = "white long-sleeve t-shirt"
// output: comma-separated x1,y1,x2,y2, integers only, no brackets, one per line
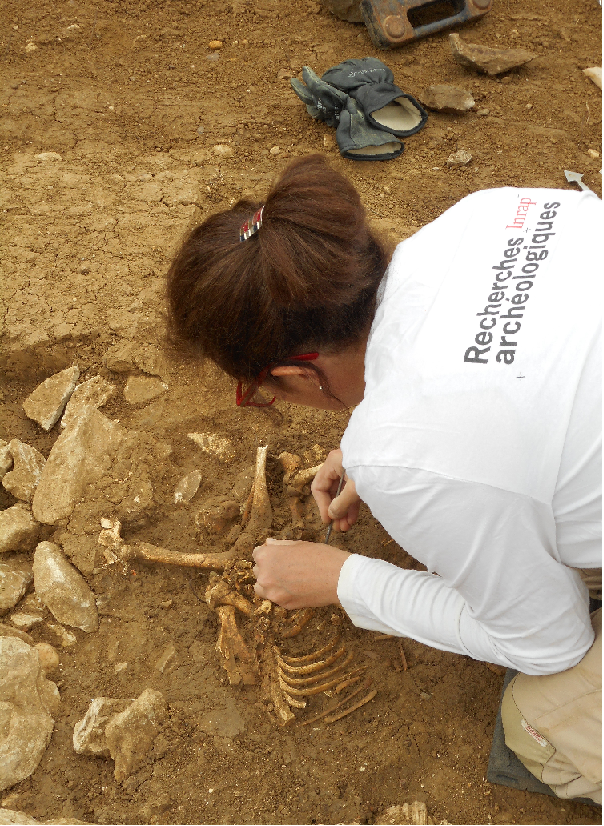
338,187,602,676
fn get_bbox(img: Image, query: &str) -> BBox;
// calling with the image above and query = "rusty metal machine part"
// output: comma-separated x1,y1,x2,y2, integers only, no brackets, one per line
359,0,492,49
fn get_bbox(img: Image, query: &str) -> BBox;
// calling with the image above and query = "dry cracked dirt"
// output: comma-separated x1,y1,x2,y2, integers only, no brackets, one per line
0,0,602,824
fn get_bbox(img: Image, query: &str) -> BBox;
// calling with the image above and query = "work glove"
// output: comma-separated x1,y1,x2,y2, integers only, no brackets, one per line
291,66,403,161
322,57,428,138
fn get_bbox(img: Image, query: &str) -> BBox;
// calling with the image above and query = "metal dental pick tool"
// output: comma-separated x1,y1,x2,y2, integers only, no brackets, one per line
325,474,345,544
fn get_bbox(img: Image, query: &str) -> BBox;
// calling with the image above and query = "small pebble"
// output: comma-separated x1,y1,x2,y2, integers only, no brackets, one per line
35,642,60,673
587,149,600,159
447,149,473,167
270,146,280,155
209,40,223,50
213,144,234,157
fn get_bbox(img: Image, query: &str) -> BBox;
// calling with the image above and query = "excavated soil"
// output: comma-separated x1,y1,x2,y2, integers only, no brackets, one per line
0,0,601,823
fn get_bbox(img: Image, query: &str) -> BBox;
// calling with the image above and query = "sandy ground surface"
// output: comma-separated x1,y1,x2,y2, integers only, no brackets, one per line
0,0,602,824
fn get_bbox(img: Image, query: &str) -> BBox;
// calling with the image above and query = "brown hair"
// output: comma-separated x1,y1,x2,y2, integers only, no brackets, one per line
166,154,390,383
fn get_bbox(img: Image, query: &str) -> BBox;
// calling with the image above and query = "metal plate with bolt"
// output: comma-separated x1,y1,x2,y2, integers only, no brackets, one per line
360,0,492,48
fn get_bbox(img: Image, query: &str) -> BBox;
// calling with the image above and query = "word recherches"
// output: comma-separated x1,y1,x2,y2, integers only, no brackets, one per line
464,200,560,366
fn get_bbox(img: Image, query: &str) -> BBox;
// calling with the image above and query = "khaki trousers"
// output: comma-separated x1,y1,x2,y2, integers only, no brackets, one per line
501,597,602,805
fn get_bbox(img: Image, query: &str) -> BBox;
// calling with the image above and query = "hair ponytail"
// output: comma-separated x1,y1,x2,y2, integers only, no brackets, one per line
166,154,390,381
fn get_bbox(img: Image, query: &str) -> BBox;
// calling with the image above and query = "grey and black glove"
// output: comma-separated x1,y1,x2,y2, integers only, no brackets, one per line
291,66,403,161
322,57,428,138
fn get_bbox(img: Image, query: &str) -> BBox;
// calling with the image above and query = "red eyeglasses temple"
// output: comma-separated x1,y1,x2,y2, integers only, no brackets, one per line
236,352,319,407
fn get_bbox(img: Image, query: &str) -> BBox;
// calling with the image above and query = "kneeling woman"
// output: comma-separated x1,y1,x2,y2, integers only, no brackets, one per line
166,155,601,804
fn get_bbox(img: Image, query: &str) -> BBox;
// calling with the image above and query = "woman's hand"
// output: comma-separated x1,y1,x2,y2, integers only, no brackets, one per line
311,448,361,533
253,537,351,610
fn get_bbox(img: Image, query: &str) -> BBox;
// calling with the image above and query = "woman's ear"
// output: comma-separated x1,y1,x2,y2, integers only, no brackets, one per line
269,365,322,386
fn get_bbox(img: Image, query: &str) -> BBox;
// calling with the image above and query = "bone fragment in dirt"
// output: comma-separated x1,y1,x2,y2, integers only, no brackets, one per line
205,577,255,616
301,677,374,726
234,445,272,553
215,604,257,686
286,496,305,531
281,606,314,638
269,673,297,724
375,801,429,825
278,452,301,477
324,688,377,723
287,464,323,492
98,518,236,570
335,674,364,694
262,644,296,724
398,639,408,672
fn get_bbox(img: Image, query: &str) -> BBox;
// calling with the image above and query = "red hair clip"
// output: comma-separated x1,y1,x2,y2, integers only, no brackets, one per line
239,206,264,242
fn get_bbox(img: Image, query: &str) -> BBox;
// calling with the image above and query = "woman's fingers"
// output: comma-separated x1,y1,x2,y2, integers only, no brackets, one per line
327,478,361,532
252,540,350,609
311,449,345,523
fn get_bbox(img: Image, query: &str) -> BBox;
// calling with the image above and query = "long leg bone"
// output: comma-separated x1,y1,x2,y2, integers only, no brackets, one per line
234,445,272,554
99,518,236,570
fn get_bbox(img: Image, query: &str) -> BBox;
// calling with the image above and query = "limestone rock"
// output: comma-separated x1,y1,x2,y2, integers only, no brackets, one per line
0,558,33,615
123,376,168,405
46,623,77,649
447,148,473,166
0,441,13,480
0,624,34,645
61,376,115,430
10,614,44,631
375,801,429,825
73,697,131,756
188,432,235,462
103,341,166,378
321,0,363,22
73,689,166,783
2,441,46,503
32,410,125,525
105,689,167,782
33,643,59,674
32,542,98,632
0,811,89,825
0,808,40,823
174,470,202,504
421,84,475,113
0,810,89,824
583,66,602,90
0,637,59,792
22,367,79,431
0,506,40,555
450,33,537,75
